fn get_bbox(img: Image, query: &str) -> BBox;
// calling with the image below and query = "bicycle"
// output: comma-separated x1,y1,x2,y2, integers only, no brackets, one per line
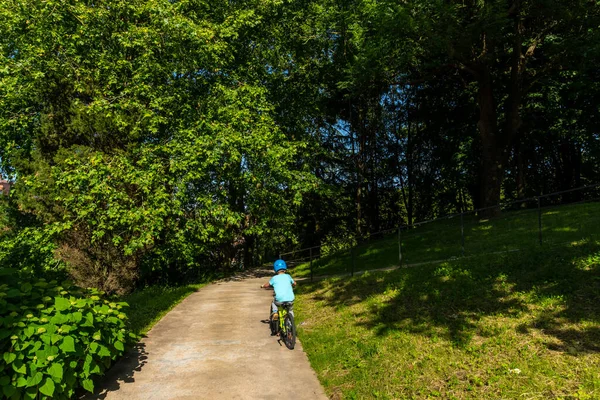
269,301,296,350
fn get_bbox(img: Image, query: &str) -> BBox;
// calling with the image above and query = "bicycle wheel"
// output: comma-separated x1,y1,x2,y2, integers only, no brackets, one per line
282,313,296,350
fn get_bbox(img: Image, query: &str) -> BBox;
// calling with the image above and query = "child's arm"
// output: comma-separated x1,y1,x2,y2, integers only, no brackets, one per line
261,282,272,288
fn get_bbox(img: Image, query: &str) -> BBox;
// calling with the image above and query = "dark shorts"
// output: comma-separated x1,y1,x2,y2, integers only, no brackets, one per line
271,300,294,315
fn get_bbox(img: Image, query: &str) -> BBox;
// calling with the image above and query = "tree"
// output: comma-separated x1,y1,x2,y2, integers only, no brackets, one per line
412,0,598,211
0,0,313,292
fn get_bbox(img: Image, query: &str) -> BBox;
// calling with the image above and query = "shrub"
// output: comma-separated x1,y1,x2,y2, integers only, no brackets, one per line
0,227,60,276
0,267,136,399
16,147,171,295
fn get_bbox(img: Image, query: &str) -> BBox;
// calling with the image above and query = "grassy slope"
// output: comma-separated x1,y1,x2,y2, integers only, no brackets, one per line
123,283,207,336
292,201,600,278
294,203,600,399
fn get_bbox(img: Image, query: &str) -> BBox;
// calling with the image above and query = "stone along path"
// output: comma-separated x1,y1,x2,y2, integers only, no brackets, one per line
91,272,328,400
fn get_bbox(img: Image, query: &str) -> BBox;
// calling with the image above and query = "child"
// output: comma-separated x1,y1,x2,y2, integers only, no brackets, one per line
261,259,297,319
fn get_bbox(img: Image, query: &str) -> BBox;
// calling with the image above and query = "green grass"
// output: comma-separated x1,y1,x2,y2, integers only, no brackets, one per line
295,239,600,399
292,201,600,278
123,283,207,336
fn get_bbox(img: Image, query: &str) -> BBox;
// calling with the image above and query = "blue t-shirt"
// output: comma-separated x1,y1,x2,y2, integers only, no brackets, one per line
269,273,295,302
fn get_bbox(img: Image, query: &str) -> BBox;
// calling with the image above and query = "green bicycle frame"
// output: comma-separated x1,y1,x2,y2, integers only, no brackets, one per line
278,307,288,332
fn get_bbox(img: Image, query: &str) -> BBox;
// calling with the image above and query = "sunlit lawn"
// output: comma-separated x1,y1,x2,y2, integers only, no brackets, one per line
292,201,600,278
295,240,600,399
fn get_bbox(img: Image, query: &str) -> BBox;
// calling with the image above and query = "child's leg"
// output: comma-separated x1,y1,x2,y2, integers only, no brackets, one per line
269,301,279,335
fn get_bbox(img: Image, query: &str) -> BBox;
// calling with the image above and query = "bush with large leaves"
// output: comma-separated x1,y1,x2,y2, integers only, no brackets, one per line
0,267,135,399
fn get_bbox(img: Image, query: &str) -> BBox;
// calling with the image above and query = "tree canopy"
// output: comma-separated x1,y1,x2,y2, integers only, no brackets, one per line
1,0,598,292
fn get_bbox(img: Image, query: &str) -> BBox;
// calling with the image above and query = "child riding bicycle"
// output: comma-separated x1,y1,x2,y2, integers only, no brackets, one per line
261,259,297,320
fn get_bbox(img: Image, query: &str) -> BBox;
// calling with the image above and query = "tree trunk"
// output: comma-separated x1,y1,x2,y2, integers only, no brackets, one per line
398,108,413,226
243,233,255,268
350,105,364,237
392,110,401,226
515,143,526,200
407,116,414,226
558,139,583,202
477,67,503,216
476,4,527,216
368,112,380,233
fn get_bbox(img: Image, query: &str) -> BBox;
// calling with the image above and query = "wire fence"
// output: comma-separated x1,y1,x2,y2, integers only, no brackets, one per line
279,183,600,281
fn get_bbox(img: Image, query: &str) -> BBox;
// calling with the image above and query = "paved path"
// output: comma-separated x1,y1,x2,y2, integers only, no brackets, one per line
91,271,328,400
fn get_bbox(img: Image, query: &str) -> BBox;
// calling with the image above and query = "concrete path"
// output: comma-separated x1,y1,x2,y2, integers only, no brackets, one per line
91,271,328,400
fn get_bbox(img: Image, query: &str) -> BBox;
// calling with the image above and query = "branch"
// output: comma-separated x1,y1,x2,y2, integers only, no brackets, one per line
524,21,559,61
524,47,569,92
476,32,488,62
391,62,478,87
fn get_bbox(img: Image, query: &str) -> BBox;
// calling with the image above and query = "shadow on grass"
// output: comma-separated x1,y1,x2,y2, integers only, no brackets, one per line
297,240,600,352
511,245,600,354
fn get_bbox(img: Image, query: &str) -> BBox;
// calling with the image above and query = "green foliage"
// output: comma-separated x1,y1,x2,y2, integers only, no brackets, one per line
20,147,170,256
0,0,315,290
0,268,135,399
0,227,59,275
0,0,598,291
15,146,171,294
284,0,600,244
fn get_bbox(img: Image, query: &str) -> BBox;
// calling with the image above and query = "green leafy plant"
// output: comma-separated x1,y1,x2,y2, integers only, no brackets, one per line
0,267,136,399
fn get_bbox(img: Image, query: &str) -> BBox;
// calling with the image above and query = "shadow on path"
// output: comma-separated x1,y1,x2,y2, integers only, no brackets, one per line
87,343,148,399
218,268,273,282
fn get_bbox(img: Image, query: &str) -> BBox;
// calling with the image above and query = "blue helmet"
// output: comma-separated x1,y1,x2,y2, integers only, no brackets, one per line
274,259,287,272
